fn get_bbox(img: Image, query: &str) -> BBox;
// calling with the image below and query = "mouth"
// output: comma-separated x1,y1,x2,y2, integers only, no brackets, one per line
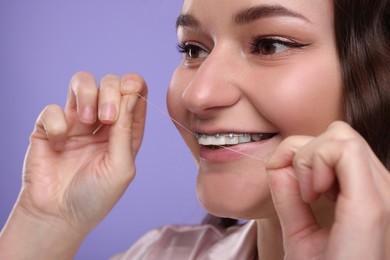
195,132,277,149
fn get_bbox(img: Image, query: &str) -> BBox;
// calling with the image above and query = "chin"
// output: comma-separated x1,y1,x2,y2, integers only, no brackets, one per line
196,166,275,220
198,191,275,220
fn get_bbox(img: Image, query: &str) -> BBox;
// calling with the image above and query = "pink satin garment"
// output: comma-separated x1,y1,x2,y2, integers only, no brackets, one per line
111,221,257,260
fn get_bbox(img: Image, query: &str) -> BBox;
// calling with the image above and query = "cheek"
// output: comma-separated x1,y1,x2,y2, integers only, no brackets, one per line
167,67,200,161
167,68,182,118
167,67,191,126
254,55,343,136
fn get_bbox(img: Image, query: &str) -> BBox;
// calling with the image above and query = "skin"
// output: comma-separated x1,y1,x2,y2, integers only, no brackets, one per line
0,73,148,259
169,0,342,219
168,0,390,258
0,0,389,259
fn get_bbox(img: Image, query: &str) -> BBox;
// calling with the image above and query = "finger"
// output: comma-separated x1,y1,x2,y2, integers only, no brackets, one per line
34,104,68,151
312,146,337,195
66,72,98,124
120,73,145,95
106,76,147,176
290,122,369,203
295,122,378,202
312,139,378,203
105,94,139,181
321,140,386,259
268,166,320,241
265,135,317,202
98,74,121,124
121,74,148,156
266,135,313,170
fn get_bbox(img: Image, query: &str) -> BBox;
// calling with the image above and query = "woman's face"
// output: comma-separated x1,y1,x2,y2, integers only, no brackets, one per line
167,0,342,219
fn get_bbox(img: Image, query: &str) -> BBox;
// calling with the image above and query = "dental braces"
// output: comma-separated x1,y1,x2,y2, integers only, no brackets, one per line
195,133,275,141
195,133,250,139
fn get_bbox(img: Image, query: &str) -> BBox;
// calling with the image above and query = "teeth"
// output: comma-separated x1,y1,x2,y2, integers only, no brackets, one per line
226,134,239,145
238,133,251,144
212,134,226,145
196,133,274,146
199,134,212,145
251,134,262,142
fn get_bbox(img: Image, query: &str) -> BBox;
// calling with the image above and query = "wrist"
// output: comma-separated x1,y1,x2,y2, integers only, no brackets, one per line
0,204,85,260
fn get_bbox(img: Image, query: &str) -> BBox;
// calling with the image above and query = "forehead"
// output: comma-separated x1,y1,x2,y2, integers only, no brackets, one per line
180,0,333,28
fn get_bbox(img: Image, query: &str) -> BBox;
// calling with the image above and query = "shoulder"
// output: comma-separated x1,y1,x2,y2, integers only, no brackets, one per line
112,221,257,260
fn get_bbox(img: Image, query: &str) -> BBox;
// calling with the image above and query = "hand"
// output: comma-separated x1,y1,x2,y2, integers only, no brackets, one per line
266,121,390,260
18,72,147,235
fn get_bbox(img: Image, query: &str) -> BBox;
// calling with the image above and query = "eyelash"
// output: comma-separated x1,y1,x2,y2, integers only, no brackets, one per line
177,37,308,59
250,36,307,55
177,43,192,54
177,42,208,59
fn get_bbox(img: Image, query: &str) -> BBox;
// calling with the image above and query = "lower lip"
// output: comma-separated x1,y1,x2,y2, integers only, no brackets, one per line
198,139,273,162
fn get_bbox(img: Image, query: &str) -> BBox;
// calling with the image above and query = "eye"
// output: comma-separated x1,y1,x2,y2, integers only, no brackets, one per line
177,42,209,60
250,37,307,56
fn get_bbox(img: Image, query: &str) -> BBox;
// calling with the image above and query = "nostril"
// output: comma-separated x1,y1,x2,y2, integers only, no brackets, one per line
182,86,213,113
181,81,241,115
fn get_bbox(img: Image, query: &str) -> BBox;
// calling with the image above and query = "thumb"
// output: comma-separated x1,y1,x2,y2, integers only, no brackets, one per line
268,166,319,240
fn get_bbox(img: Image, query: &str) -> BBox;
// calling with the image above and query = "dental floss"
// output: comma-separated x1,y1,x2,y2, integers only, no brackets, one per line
136,94,264,162
136,94,195,136
93,124,104,135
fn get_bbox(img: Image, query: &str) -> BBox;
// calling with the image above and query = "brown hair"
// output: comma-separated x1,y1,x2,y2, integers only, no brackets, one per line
334,0,390,170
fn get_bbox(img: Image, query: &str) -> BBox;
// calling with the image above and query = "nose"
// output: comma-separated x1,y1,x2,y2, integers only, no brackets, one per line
181,49,242,116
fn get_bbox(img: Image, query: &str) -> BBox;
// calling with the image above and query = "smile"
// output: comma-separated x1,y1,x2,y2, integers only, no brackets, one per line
195,133,276,146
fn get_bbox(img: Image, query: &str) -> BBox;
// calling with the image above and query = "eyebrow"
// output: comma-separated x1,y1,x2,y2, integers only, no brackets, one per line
176,14,199,30
234,4,311,24
176,4,310,30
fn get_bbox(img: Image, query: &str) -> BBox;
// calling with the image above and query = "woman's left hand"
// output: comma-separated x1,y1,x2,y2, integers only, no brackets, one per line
266,121,390,260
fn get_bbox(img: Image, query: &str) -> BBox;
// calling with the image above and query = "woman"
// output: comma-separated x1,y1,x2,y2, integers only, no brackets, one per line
1,0,389,259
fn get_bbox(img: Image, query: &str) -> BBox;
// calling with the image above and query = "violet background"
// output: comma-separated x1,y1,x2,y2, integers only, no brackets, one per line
0,0,206,259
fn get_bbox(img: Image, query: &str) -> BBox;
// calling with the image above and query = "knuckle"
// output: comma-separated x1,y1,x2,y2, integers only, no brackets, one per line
327,121,361,140
47,122,67,137
328,121,351,131
338,138,365,155
283,135,312,149
40,104,62,120
324,122,369,154
313,138,366,167
292,156,312,172
40,105,67,136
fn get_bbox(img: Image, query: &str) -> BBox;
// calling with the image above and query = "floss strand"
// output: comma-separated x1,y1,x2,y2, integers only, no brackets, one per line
136,94,264,162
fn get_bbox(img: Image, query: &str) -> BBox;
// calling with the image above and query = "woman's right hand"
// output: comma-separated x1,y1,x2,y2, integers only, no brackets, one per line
0,72,147,258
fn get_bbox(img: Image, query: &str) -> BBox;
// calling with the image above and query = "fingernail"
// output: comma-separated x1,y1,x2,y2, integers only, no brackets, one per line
81,106,95,123
122,80,140,93
100,103,116,121
127,94,139,112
